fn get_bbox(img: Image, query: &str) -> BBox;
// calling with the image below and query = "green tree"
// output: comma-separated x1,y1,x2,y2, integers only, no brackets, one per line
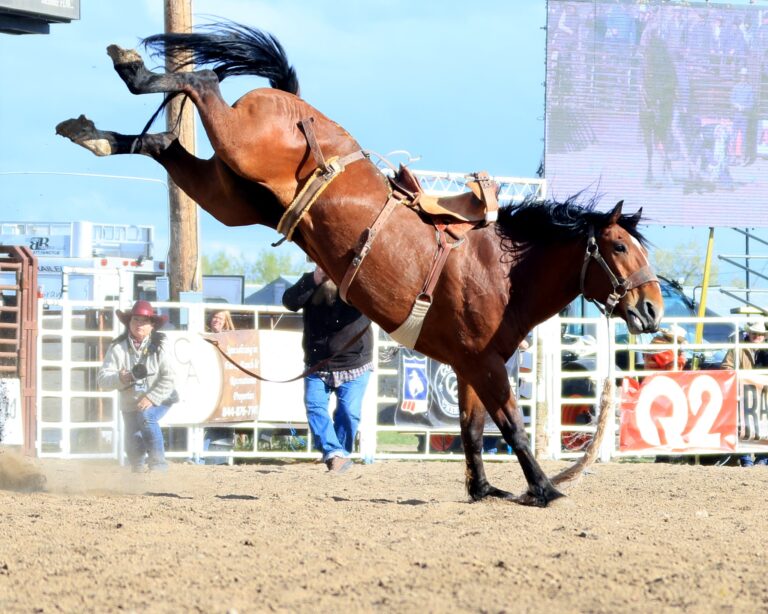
202,249,304,284
651,240,719,287
201,251,240,276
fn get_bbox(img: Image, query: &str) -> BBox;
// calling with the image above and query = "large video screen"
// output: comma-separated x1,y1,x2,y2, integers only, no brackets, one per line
545,0,768,227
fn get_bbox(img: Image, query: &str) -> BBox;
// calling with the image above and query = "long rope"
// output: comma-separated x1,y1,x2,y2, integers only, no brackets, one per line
550,315,615,488
202,323,370,383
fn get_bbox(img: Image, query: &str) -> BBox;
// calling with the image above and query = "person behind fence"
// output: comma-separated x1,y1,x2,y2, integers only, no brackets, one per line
202,308,236,463
206,309,235,333
722,321,768,467
282,265,373,473
643,324,688,371
97,300,177,473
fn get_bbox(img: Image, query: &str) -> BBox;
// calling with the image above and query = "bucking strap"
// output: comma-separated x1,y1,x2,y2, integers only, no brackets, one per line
274,117,368,244
388,226,464,349
275,148,368,243
339,189,405,304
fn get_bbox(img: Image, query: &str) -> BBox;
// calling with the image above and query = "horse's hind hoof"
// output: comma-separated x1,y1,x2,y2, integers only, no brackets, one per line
56,115,116,157
483,486,517,501
468,480,517,502
515,488,567,508
106,45,143,66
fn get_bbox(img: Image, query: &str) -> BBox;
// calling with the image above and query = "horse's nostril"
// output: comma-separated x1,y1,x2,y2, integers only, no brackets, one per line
645,300,656,321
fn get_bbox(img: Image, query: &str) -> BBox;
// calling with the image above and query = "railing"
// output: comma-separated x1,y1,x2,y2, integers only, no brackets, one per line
552,314,768,461
35,299,538,463
411,170,546,203
34,298,768,464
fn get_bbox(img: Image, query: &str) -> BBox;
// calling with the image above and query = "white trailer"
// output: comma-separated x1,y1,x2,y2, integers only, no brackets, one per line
0,221,164,303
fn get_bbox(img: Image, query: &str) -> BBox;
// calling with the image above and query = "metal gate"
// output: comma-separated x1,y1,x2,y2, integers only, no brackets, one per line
0,246,38,454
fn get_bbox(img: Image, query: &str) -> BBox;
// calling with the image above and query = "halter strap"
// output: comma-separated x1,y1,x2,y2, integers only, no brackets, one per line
580,226,659,317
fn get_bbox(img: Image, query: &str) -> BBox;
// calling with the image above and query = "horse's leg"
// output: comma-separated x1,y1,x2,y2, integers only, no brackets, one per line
56,115,175,158
106,45,221,102
469,360,564,507
458,379,515,501
104,46,273,182
55,116,269,227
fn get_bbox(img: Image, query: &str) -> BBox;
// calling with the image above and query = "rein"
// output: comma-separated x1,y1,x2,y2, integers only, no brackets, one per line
202,323,371,384
579,226,658,317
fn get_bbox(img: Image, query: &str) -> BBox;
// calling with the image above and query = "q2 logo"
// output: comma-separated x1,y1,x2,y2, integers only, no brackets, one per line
620,371,737,452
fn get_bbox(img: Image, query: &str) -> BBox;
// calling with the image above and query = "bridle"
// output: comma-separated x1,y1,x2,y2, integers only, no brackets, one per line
580,226,658,318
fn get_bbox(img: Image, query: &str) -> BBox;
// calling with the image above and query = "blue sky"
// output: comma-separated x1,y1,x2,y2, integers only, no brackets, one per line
0,1,545,263
0,0,761,298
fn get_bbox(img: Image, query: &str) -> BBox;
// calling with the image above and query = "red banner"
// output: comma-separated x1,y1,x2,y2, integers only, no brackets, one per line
620,371,737,452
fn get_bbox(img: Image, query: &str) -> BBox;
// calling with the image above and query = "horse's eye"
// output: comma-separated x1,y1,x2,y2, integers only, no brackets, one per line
614,243,627,254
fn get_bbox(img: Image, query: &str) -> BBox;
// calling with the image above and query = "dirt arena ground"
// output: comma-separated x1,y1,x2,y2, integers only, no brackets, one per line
1,453,767,613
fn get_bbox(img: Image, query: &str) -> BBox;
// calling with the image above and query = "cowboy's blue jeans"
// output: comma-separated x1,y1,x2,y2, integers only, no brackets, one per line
739,453,768,467
304,371,371,462
122,404,170,470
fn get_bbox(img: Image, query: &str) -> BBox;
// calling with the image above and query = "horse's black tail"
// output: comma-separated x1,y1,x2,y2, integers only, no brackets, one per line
142,21,299,94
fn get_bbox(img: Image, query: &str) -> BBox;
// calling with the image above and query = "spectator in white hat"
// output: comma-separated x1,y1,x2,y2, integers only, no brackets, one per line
722,321,767,370
643,324,688,371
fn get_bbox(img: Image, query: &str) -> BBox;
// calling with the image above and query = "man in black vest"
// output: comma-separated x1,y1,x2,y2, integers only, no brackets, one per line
283,266,373,472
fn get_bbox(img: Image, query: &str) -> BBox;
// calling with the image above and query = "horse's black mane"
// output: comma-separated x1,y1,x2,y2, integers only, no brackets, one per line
495,194,647,255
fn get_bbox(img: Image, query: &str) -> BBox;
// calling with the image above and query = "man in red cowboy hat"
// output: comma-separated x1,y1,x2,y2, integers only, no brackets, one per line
97,300,177,472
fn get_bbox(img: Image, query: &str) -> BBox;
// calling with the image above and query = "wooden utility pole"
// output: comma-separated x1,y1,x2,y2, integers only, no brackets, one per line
164,0,200,300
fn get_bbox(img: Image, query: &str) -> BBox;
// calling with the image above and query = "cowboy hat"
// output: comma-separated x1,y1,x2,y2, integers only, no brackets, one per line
116,300,168,328
745,321,767,335
656,324,687,343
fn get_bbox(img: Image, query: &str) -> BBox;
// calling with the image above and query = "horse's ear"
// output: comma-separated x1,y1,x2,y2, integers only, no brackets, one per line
608,200,624,224
628,207,643,227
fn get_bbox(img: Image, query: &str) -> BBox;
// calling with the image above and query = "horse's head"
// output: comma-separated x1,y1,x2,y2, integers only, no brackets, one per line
583,201,663,334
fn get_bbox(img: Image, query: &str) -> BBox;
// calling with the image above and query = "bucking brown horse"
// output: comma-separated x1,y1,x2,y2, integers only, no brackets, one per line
56,22,663,506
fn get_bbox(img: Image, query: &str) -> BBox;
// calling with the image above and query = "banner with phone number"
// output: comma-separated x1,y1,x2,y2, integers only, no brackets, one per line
620,371,737,452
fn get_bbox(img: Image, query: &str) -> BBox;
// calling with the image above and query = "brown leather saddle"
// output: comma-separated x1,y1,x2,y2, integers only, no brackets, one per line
390,165,499,227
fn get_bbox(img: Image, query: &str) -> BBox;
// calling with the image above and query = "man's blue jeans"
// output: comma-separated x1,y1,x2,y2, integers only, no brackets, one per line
304,371,371,462
122,405,170,471
740,454,768,467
